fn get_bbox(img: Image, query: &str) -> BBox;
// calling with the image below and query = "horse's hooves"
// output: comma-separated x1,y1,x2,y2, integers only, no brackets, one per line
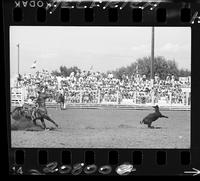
44,127,54,131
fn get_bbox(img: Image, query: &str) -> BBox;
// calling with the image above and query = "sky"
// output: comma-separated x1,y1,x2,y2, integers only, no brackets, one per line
10,26,191,79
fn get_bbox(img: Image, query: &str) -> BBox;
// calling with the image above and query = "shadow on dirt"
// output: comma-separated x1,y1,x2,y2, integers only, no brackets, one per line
118,124,131,128
85,126,95,130
139,126,167,129
150,126,162,129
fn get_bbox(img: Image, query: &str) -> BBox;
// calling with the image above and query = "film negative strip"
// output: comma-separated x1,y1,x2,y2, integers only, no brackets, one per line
3,0,200,176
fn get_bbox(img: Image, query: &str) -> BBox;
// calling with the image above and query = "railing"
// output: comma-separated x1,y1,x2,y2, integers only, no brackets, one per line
11,87,191,107
56,90,191,106
11,87,25,106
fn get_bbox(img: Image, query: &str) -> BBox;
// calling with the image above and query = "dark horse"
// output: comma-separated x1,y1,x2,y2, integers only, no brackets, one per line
32,91,59,129
140,105,168,128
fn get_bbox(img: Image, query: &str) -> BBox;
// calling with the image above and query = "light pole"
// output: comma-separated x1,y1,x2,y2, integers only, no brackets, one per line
151,27,155,105
17,43,20,76
150,27,154,81
17,43,20,87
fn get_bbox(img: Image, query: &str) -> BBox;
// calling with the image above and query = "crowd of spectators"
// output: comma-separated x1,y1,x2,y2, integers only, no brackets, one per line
11,69,191,105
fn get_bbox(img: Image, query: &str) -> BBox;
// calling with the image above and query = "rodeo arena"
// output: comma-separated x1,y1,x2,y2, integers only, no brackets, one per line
10,69,191,148
10,27,191,148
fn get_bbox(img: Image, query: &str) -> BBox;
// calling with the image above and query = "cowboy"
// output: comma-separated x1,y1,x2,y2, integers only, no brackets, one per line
36,86,49,114
34,86,58,129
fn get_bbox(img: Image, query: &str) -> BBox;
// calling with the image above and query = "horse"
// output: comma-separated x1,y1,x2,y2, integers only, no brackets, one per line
140,105,168,128
11,91,59,130
33,92,59,129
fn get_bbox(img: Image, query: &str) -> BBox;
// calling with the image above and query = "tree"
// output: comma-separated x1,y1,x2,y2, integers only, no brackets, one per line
178,68,191,77
52,66,81,77
110,56,190,80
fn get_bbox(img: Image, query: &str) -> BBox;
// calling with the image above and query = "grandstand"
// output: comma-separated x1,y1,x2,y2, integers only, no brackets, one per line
11,69,191,111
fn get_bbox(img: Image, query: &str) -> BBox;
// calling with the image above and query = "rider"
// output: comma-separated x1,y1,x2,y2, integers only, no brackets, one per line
36,86,49,110
35,85,52,117
35,85,58,128
22,96,36,119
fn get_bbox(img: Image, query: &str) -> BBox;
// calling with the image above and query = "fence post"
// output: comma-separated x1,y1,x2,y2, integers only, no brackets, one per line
133,91,136,104
186,92,189,106
80,91,82,103
98,89,101,104
151,91,154,105
136,91,138,104
169,92,172,105
22,87,25,104
117,91,119,104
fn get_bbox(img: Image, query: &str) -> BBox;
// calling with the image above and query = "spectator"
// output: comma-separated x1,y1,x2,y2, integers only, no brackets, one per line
12,69,190,105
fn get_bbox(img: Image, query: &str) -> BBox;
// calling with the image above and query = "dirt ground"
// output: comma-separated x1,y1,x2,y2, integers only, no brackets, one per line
11,108,190,148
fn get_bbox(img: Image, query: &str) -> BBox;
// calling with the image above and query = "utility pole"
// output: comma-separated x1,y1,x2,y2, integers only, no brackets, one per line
17,43,20,75
151,27,155,105
151,27,154,81
17,43,20,87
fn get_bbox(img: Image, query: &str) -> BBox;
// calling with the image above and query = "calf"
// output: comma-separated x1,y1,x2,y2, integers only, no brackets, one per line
140,105,168,128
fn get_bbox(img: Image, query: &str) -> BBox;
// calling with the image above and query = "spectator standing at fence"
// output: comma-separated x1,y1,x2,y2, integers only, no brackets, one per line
154,73,160,84
57,88,65,110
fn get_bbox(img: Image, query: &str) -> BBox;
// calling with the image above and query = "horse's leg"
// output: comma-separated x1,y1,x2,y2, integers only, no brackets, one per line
40,118,46,129
43,115,58,128
60,101,64,110
148,123,154,129
31,110,37,125
61,102,64,110
33,118,37,126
